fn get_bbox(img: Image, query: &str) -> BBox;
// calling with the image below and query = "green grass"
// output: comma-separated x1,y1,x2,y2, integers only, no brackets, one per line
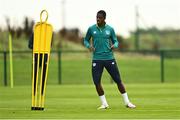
0,83,180,119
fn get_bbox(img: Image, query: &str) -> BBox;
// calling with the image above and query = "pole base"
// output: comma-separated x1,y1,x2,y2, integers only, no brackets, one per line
31,107,44,111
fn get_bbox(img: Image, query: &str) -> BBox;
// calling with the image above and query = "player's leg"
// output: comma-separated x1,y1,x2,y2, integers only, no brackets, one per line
104,59,126,93
92,60,109,109
92,60,104,95
104,59,136,108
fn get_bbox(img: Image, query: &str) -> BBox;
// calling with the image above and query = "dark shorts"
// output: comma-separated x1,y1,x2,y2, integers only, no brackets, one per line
92,59,122,85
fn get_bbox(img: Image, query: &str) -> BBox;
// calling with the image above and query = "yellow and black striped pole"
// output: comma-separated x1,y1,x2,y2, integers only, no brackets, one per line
31,10,53,110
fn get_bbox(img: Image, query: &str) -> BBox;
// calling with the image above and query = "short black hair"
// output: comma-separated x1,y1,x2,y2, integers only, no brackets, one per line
97,10,106,19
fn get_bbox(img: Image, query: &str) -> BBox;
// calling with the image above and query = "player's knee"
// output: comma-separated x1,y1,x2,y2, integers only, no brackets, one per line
94,82,100,86
93,79,100,86
113,77,122,84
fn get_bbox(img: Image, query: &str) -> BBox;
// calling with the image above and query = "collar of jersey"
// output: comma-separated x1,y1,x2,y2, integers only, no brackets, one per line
96,24,107,31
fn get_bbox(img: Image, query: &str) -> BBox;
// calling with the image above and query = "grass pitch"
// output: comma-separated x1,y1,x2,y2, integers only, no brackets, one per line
0,83,180,119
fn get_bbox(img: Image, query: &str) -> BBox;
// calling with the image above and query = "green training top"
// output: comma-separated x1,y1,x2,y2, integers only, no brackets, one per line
84,24,119,60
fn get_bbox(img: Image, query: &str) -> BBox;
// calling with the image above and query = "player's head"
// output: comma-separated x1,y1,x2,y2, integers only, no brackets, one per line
96,10,106,26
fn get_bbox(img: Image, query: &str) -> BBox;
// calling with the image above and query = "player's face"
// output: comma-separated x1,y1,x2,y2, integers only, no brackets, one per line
96,13,105,26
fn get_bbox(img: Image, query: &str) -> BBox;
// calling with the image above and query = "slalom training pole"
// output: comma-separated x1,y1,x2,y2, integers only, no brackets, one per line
9,33,14,88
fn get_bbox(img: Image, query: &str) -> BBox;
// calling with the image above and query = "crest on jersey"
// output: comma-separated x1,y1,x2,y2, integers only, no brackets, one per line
105,30,110,35
93,31,97,34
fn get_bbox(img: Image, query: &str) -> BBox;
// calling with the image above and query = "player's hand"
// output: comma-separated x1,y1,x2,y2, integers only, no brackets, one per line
89,46,95,52
111,44,114,49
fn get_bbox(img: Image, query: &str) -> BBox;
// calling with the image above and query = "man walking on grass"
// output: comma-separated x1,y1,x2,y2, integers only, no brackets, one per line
84,10,136,109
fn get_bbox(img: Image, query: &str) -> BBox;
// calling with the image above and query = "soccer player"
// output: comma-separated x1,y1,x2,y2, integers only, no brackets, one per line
84,10,136,109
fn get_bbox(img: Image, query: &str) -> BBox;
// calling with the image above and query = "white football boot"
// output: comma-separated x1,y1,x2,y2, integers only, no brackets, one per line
126,102,136,109
97,104,109,110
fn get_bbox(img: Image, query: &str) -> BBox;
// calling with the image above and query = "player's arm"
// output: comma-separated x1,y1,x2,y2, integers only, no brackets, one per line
110,28,119,49
84,27,95,51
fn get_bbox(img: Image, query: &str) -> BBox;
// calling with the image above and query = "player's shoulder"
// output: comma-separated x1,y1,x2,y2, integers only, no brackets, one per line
87,24,96,32
105,24,114,30
89,24,96,29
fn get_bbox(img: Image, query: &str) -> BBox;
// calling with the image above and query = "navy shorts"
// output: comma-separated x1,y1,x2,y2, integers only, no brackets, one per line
92,59,122,85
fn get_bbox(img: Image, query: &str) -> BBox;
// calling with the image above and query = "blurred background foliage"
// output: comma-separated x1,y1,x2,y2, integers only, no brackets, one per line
0,16,180,51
